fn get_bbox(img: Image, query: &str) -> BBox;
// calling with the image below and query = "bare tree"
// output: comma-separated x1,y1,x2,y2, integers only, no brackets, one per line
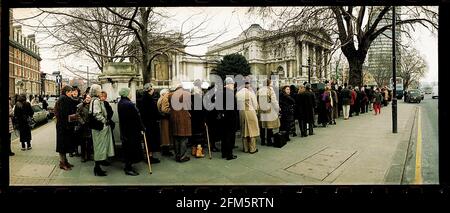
250,6,438,87
38,8,135,72
399,47,427,90
36,7,225,83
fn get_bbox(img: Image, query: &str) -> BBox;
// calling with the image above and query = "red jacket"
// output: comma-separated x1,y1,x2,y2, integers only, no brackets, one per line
351,90,357,105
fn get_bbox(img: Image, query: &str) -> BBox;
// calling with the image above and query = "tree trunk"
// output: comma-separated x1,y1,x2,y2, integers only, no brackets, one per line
347,57,364,87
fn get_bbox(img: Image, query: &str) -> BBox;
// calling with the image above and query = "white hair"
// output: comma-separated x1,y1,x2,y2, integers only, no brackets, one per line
160,88,169,96
89,84,102,97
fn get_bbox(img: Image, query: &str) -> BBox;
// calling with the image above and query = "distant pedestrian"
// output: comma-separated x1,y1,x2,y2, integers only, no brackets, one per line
373,88,383,115
360,87,368,114
341,85,352,120
14,94,34,151
118,88,145,176
330,87,338,125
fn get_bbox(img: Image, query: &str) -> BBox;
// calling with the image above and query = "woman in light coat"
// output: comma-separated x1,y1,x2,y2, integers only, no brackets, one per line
157,88,173,156
257,79,280,146
89,84,115,176
236,80,259,154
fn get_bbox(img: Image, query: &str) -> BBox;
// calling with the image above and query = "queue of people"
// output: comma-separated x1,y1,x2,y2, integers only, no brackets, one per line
8,77,390,177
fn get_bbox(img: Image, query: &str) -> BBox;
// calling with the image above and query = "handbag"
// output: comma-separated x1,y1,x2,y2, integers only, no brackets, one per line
273,132,287,148
88,99,104,131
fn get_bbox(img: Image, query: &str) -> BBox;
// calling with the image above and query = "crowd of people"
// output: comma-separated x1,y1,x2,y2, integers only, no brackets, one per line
7,78,392,177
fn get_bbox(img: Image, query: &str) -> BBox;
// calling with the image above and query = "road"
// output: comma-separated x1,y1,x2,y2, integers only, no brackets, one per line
401,94,439,184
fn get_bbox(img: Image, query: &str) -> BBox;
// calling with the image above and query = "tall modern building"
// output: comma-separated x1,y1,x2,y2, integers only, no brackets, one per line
367,7,402,87
9,9,42,97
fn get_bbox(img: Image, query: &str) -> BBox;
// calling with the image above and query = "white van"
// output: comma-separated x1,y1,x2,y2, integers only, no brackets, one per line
431,86,438,99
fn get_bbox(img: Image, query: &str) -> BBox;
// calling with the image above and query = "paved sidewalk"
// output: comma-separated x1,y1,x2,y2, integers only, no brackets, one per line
9,102,416,185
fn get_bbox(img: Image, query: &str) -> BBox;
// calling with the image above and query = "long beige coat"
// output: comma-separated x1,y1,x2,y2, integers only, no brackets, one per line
257,86,280,129
236,87,260,138
90,97,115,161
157,93,171,146
169,88,192,137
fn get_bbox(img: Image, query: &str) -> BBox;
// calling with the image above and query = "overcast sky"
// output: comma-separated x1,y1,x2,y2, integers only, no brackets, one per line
13,7,438,83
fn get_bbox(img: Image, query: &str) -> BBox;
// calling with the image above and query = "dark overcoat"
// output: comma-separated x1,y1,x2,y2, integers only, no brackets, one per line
118,97,144,163
14,102,33,143
56,95,76,153
298,90,316,123
279,94,295,131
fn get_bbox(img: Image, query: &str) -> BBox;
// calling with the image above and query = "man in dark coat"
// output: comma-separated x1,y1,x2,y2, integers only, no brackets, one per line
301,84,316,136
138,83,161,163
205,84,220,152
118,88,145,176
340,85,352,120
280,86,295,141
190,80,208,153
295,85,306,137
219,77,239,160
56,86,77,170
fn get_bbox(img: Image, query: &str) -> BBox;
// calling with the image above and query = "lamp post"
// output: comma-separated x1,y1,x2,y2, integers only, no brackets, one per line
53,71,62,96
300,57,311,84
392,6,398,134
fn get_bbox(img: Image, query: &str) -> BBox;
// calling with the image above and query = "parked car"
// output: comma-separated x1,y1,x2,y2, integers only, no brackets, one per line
404,89,422,103
46,96,58,119
432,86,438,99
31,105,49,128
419,89,425,100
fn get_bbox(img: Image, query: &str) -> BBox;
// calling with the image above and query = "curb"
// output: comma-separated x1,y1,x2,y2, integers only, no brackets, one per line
384,106,418,184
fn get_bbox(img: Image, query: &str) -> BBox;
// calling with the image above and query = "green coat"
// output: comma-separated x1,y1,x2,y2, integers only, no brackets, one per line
90,97,115,161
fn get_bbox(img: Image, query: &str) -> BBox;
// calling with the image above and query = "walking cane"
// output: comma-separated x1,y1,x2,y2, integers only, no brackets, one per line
204,123,212,159
141,131,152,174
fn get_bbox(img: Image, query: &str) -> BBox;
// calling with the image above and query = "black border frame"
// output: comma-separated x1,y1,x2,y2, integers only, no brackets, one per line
1,0,449,206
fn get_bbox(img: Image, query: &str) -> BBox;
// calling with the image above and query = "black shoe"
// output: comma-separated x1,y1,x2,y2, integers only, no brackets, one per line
292,133,297,137
9,152,15,156
226,155,237,160
249,149,258,154
150,157,160,164
261,141,266,146
94,167,107,176
162,150,174,157
176,156,190,163
101,160,111,166
124,169,139,176
233,145,238,149
27,147,32,150
309,133,314,136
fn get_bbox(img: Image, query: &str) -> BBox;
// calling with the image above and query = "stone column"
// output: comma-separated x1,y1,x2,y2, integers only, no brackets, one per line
303,42,308,77
310,44,315,80
99,62,142,145
296,42,301,78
